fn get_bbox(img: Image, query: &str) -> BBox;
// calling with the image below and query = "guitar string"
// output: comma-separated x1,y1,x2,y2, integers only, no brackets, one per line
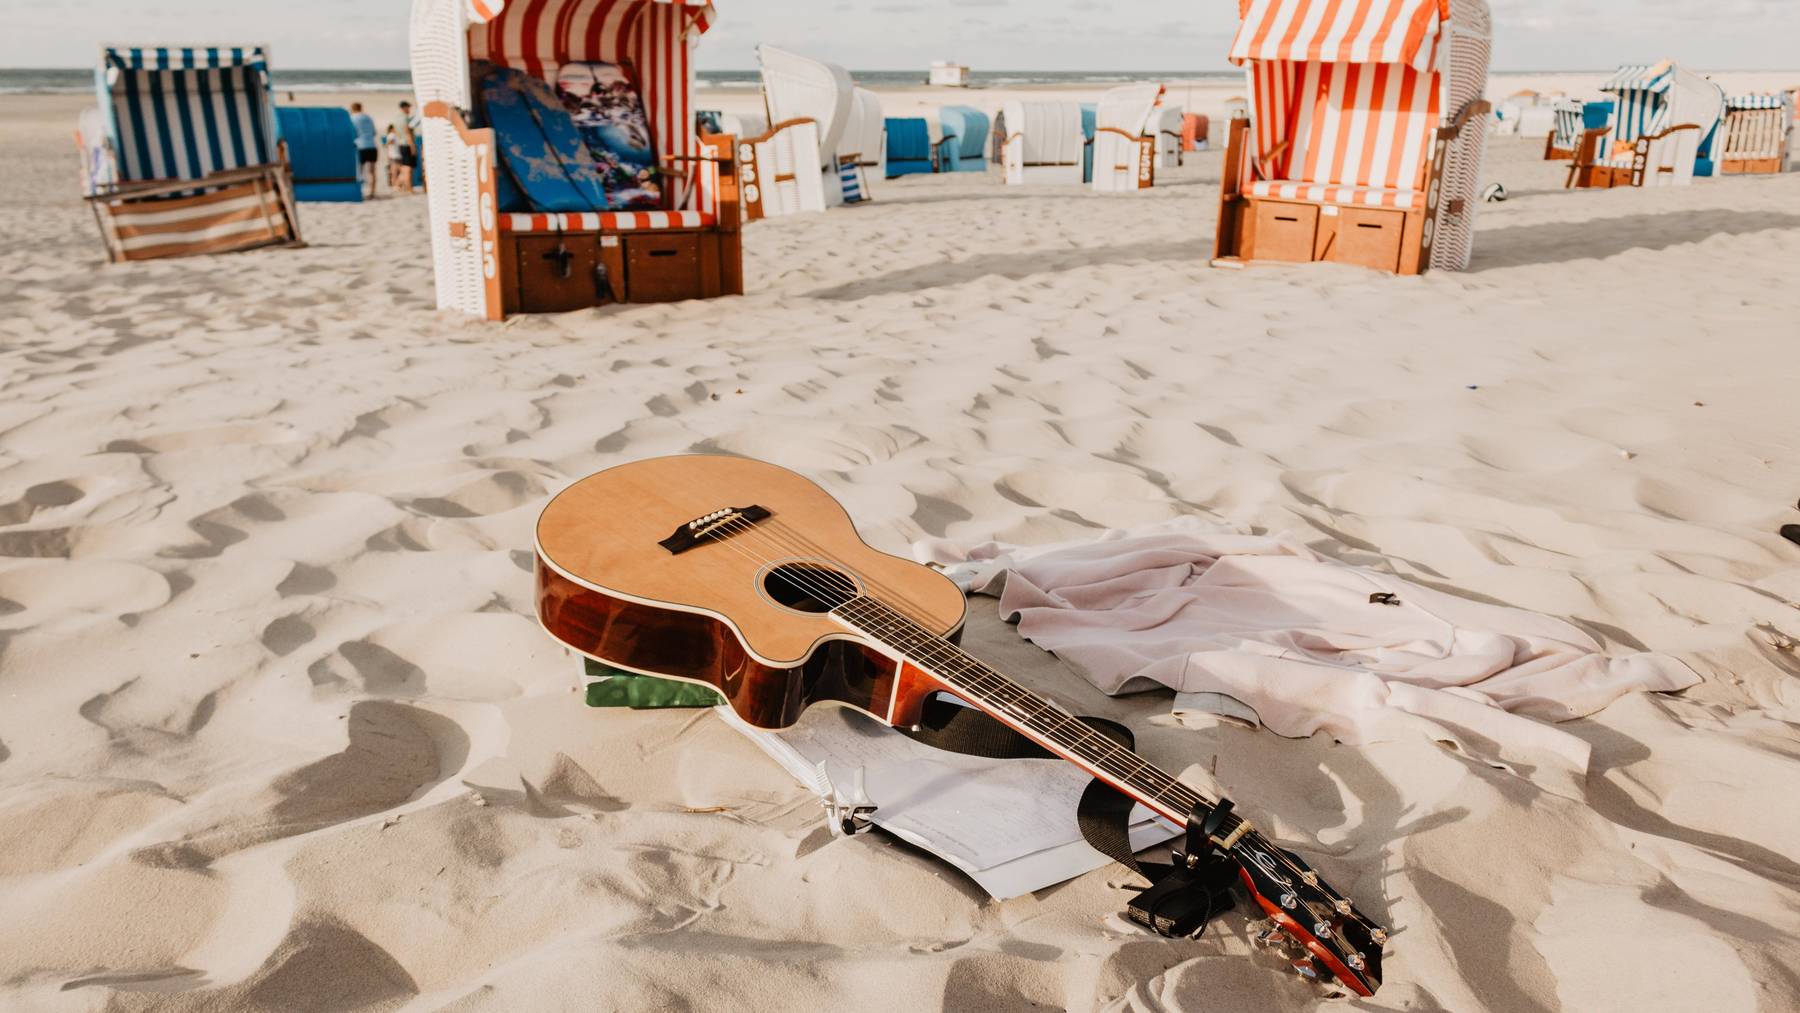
684,517,1371,967
699,511,1365,928
710,512,941,628
701,513,1224,824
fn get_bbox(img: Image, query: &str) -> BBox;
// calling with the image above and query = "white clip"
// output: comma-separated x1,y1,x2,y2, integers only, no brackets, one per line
816,762,877,837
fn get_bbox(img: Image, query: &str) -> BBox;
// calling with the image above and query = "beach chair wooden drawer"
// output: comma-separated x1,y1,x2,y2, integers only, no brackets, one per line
624,233,710,303
1251,201,1318,262
1331,207,1406,273
506,235,623,314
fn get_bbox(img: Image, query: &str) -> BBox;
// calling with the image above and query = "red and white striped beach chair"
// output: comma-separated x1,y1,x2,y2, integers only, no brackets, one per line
409,0,742,320
1212,0,1493,275
79,46,302,263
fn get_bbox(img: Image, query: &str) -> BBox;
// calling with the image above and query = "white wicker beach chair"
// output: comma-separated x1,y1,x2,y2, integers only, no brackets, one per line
998,101,1085,185
755,45,858,215
1090,83,1164,192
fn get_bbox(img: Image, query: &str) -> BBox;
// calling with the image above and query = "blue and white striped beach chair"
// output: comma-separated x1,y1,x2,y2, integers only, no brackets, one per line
1569,61,1725,188
1716,93,1794,174
80,46,302,261
1544,99,1585,159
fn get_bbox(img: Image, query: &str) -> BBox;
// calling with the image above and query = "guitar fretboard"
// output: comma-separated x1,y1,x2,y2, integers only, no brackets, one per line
832,594,1239,835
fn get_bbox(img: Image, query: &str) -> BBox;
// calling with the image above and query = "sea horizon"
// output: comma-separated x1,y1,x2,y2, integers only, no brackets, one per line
6,65,1772,95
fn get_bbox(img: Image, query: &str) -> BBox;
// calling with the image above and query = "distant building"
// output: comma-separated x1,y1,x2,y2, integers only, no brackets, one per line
929,62,970,87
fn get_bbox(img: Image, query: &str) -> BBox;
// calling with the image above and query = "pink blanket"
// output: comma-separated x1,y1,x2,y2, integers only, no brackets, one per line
917,521,1698,785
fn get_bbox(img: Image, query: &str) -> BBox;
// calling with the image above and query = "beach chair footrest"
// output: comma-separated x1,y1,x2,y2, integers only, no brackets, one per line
500,228,736,314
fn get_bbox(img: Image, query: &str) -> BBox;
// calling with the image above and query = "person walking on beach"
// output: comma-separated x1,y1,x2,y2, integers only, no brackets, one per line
396,100,421,193
350,102,379,198
384,124,410,194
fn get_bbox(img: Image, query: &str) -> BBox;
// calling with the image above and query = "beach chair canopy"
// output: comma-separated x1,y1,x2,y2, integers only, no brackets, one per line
1003,101,1084,166
1549,98,1586,150
841,87,884,165
412,0,715,176
759,45,854,167
1599,62,1725,146
1227,0,1491,209
96,46,279,183
939,105,990,161
274,106,363,202
1726,94,1791,111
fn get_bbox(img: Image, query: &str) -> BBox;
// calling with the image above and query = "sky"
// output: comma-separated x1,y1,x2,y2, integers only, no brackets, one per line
2,0,1796,73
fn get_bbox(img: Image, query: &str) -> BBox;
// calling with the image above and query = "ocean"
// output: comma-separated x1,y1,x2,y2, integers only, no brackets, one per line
1,67,1240,96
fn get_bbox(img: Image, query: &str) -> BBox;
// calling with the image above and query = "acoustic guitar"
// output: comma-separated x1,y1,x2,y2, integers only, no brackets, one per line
535,454,1386,995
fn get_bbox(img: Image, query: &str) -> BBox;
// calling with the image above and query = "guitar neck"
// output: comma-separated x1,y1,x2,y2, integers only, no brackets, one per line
832,594,1235,834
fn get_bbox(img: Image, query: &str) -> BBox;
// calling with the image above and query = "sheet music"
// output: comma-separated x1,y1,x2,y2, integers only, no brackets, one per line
717,704,1181,899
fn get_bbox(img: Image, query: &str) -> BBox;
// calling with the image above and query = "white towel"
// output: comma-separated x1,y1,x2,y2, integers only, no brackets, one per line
916,518,1699,790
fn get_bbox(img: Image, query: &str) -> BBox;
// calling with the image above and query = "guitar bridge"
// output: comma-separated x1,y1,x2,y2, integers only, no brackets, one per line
658,505,771,555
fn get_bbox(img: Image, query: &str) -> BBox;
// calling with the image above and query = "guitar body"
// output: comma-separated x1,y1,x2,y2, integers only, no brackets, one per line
535,454,966,729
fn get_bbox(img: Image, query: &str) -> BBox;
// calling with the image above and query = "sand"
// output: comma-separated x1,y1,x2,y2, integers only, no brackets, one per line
2,76,1800,1012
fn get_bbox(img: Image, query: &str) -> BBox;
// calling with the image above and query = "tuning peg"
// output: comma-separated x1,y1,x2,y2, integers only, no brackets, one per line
1279,891,1298,909
1312,921,1333,939
1369,928,1389,946
1334,899,1352,914
1345,951,1366,971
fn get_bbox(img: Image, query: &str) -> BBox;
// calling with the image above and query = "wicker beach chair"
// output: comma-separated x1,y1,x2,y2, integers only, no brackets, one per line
998,101,1085,185
1090,83,1164,192
756,45,862,215
936,106,990,173
408,0,743,319
1567,62,1726,189
78,46,302,262
1716,94,1794,175
1212,0,1493,274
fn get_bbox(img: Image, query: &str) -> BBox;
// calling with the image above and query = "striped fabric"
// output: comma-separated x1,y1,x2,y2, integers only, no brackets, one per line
1247,180,1421,208
1600,63,1673,144
102,178,290,260
101,47,277,182
1248,59,1442,196
1726,94,1787,110
465,0,715,205
1600,63,1675,94
1230,0,1445,72
1549,98,1585,151
502,210,716,231
837,158,866,203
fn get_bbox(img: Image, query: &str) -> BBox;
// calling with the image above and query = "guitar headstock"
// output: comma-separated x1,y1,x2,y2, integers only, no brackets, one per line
1230,830,1385,997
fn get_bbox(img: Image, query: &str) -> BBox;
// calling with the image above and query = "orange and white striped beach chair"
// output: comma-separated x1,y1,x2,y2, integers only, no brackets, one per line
409,0,742,320
1212,0,1492,274
79,46,302,263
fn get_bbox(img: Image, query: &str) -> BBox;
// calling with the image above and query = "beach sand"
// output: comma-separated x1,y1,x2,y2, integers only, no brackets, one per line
2,77,1800,1011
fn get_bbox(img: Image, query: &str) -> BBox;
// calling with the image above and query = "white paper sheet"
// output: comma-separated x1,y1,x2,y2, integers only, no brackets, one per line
718,704,1181,899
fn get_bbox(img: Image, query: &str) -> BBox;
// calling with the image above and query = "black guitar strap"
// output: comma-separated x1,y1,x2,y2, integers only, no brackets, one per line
901,697,1237,938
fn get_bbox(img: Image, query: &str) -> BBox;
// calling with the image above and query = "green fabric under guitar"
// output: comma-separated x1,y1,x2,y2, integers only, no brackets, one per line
583,657,724,709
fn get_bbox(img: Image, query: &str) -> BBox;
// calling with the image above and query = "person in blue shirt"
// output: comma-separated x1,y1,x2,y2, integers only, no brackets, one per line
350,102,379,198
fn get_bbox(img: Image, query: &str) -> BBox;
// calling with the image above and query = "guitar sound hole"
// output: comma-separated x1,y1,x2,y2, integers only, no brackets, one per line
763,562,858,613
